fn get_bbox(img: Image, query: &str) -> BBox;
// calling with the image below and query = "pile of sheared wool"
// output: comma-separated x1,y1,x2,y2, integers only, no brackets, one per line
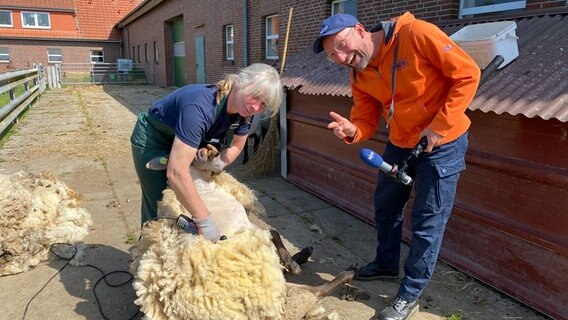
0,171,92,276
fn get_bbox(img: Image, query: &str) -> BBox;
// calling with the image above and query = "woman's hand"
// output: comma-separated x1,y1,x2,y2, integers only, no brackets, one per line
193,144,225,172
194,215,221,242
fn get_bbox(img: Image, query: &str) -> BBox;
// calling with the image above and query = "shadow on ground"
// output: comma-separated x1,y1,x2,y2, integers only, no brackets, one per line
45,244,141,320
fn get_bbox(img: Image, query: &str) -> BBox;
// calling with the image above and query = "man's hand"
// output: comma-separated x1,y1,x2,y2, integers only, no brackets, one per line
420,128,444,152
327,112,356,139
193,215,221,242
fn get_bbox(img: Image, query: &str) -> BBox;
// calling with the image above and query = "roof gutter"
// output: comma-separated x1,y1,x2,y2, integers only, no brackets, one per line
117,0,164,29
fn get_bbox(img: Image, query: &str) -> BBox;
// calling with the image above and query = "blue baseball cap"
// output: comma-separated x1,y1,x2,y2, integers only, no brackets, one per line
312,14,359,54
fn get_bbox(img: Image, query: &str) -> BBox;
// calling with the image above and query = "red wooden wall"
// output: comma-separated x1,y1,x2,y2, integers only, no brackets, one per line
285,89,568,319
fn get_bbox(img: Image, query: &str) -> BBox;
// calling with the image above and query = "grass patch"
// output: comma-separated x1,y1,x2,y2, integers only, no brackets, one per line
330,235,343,245
125,231,139,245
0,84,25,106
0,104,32,149
445,313,463,320
300,215,313,225
0,129,16,149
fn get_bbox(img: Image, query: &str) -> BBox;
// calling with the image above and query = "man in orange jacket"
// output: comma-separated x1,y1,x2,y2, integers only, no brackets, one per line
313,13,480,320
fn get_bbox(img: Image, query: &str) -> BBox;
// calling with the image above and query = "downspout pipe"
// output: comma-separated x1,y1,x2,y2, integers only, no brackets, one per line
243,0,248,66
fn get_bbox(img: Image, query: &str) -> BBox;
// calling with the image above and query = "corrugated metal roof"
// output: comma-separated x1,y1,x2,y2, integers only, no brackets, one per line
281,11,568,122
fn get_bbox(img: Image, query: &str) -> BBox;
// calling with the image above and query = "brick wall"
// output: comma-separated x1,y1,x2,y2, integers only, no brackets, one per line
0,39,121,73
120,0,280,87
120,0,184,87
0,0,142,72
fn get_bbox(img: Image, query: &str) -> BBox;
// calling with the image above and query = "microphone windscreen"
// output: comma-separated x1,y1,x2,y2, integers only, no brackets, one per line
359,148,384,168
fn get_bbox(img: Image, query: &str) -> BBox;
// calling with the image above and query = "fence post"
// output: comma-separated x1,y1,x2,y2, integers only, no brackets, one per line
55,64,61,88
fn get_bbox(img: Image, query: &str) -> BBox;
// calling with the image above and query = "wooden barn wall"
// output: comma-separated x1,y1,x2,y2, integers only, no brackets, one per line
284,89,568,319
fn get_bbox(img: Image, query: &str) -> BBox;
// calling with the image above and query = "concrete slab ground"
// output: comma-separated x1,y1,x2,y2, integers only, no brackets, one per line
0,85,550,320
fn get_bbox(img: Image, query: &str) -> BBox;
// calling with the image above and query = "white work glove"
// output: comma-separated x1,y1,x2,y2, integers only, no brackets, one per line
193,146,226,172
193,215,221,242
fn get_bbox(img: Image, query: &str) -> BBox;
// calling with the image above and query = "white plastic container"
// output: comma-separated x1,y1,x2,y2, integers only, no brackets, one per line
450,21,519,69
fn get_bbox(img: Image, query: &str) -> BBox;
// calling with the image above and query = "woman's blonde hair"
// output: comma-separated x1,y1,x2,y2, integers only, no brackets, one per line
216,63,283,117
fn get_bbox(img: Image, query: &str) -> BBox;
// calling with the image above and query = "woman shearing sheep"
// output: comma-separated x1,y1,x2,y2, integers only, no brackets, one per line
130,63,283,241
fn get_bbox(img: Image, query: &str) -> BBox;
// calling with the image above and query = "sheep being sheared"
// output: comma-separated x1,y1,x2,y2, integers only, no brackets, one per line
129,165,354,320
131,220,354,320
0,171,93,276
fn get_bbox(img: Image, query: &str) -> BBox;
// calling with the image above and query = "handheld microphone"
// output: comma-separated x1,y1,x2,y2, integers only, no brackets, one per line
359,148,413,185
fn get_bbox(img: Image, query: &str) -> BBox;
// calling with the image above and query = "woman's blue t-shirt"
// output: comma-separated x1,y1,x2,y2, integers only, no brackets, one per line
148,84,250,148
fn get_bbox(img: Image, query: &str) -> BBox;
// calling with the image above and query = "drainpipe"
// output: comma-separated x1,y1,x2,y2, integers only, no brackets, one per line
243,0,248,66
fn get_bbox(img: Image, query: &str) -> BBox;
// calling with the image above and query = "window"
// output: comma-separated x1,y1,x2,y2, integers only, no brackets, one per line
90,50,104,63
47,48,62,63
132,46,135,60
331,0,357,16
153,41,158,63
265,15,279,60
144,43,148,62
225,25,234,61
137,45,140,63
460,0,526,18
0,47,9,62
21,11,50,29
0,10,12,27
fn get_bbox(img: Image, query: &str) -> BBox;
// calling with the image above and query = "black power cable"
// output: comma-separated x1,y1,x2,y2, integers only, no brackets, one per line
22,243,140,320
22,216,187,320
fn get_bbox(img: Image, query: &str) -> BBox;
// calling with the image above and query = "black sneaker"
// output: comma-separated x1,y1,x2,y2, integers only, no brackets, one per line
379,296,419,320
354,262,399,281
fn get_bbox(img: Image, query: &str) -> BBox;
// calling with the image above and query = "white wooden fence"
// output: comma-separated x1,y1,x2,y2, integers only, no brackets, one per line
0,66,46,136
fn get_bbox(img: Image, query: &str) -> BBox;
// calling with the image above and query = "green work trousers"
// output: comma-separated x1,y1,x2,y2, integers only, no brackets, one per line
130,112,174,224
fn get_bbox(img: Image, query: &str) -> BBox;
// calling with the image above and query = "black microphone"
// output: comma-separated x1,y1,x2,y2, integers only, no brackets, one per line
359,148,413,185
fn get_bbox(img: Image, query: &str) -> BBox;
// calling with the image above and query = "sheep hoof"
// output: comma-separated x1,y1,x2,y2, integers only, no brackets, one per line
292,246,313,265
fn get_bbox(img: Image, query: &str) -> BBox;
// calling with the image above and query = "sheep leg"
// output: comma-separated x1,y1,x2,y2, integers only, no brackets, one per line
269,229,302,275
286,270,355,298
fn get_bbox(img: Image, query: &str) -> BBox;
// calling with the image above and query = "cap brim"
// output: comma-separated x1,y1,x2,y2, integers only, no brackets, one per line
312,26,347,54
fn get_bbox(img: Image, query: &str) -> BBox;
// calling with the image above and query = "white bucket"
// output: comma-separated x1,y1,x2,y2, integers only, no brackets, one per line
450,21,519,69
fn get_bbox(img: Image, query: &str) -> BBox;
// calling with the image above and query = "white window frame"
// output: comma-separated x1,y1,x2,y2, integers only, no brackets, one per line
90,50,104,63
331,0,357,16
0,10,13,27
459,0,526,18
225,25,234,61
0,47,9,62
265,14,279,60
21,11,51,29
47,48,62,63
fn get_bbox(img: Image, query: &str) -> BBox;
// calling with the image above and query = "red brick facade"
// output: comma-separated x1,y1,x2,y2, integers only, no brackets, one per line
0,0,142,73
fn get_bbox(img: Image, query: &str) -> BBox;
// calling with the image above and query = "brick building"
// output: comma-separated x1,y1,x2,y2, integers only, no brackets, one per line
117,0,566,87
0,0,142,73
117,0,283,87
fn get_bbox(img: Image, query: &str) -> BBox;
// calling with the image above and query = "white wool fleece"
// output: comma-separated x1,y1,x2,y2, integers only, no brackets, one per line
132,224,286,320
0,171,93,276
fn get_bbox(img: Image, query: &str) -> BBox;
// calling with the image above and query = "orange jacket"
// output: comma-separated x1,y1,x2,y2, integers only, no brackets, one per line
348,12,480,148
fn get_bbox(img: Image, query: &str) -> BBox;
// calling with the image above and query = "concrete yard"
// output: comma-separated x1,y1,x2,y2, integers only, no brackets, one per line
0,85,551,320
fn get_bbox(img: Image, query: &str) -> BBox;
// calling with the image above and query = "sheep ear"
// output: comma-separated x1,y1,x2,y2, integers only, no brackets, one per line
146,155,169,170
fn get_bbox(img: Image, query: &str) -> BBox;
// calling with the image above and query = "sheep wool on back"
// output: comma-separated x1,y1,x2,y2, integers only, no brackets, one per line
131,223,287,320
0,171,93,276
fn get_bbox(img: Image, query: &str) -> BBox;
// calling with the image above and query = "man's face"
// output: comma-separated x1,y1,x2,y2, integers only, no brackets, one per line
322,25,370,71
